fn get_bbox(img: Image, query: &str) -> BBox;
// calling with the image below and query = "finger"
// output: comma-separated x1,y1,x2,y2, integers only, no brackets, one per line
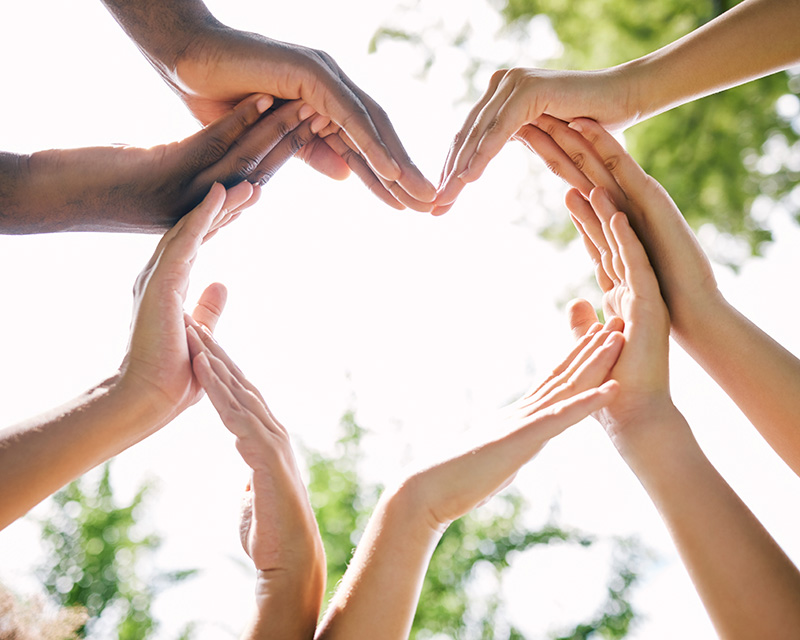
439,69,507,186
567,298,600,340
534,115,626,205
209,181,254,231
509,380,619,444
210,184,262,234
192,350,266,440
521,328,621,412
297,135,351,180
436,69,512,205
344,80,436,204
503,322,605,414
514,124,596,194
609,212,661,297
568,118,649,202
566,188,618,288
250,118,316,186
457,80,542,183
199,348,282,435
307,55,435,202
590,188,625,283
324,131,404,210
191,324,270,407
183,94,273,172
191,282,228,332
156,183,227,277
196,101,310,187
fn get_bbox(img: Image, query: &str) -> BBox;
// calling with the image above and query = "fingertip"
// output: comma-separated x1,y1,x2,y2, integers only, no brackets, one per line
256,94,274,115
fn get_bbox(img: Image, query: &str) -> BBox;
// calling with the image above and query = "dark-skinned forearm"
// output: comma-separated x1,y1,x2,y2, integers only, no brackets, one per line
100,0,218,78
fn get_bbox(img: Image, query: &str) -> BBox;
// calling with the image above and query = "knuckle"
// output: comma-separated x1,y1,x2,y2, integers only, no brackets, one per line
603,155,622,173
570,151,587,170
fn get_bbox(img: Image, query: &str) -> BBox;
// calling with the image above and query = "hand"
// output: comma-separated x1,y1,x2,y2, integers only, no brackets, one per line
186,325,323,573
15,95,314,233
171,27,436,211
409,323,623,530
565,187,673,443
186,323,326,639
516,115,721,341
120,182,253,426
433,66,640,214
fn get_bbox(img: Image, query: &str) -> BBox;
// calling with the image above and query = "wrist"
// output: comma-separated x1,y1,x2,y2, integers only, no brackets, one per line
612,54,662,123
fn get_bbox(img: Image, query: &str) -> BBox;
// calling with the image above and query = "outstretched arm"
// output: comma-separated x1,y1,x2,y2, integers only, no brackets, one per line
0,95,313,233
525,114,800,477
0,183,250,529
433,0,800,214
568,187,800,639
100,0,436,211
315,325,623,640
187,324,326,640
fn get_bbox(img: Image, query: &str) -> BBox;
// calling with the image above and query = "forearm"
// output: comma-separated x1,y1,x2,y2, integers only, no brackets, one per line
618,410,800,638
1,148,172,234
673,296,800,476
623,0,800,121
315,483,441,640
241,566,325,640
0,374,167,530
100,0,216,80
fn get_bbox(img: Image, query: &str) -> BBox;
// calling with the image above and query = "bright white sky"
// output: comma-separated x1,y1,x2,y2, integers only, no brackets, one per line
1,1,799,639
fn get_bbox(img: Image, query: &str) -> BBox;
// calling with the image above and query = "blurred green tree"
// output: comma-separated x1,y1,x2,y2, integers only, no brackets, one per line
36,463,196,639
306,410,649,639
371,0,800,263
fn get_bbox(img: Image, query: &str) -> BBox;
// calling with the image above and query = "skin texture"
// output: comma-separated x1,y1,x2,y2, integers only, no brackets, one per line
0,95,315,233
433,0,800,214
524,114,800,477
315,325,623,640
0,183,251,530
565,189,800,639
100,0,436,211
186,325,326,640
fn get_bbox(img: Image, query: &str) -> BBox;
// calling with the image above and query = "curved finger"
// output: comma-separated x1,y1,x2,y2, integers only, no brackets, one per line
533,115,626,205
297,135,351,180
196,100,311,187
250,118,317,185
324,131,404,210
436,70,515,204
514,124,595,194
566,188,618,288
439,70,506,187
568,118,650,202
343,79,436,204
183,93,273,172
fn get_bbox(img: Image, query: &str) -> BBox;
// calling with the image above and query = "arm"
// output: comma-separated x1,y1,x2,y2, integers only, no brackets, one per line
524,114,800,477
187,324,325,639
433,0,800,213
316,324,623,639
100,0,436,211
0,183,251,529
567,188,800,638
0,95,314,233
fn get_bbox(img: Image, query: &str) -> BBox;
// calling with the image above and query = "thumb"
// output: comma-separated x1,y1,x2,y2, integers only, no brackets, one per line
567,298,599,341
192,282,228,333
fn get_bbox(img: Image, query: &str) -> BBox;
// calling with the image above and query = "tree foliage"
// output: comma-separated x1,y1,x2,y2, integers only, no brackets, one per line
306,411,649,639
372,0,800,263
36,463,196,639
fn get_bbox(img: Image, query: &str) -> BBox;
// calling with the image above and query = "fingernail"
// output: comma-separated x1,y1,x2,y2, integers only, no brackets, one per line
568,121,583,133
298,103,316,120
200,324,217,342
256,95,273,114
